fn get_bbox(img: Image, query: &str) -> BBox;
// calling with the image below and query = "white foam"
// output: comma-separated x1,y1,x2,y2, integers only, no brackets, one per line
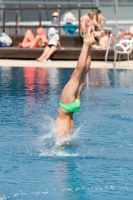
54,120,87,147
35,117,87,157
39,149,79,157
0,197,6,200
54,132,76,146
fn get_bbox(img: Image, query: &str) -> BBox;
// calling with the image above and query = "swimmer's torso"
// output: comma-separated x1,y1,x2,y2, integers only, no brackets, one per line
55,107,74,138
99,35,109,46
87,19,96,29
80,15,96,31
80,14,89,23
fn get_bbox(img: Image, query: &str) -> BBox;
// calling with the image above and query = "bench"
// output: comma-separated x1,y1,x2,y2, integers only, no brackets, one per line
0,35,131,61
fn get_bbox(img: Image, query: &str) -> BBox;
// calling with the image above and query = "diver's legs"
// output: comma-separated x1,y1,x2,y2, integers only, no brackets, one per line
60,28,94,103
76,55,91,99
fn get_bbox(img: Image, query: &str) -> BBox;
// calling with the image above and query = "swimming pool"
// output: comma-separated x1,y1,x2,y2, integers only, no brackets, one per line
0,67,133,200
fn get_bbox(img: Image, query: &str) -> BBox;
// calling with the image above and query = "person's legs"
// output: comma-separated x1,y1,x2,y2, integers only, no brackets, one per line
92,44,108,50
21,42,34,48
60,28,95,103
44,46,57,60
36,46,50,61
92,44,102,50
19,30,35,48
22,30,35,43
75,55,91,99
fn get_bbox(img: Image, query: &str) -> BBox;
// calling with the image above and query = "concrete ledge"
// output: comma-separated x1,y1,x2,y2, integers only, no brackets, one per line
0,59,133,69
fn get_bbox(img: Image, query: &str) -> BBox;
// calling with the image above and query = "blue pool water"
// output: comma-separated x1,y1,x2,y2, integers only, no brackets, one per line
0,67,133,200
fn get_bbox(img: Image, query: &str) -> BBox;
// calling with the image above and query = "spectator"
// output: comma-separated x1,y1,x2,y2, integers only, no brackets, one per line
92,30,114,50
92,30,109,50
18,27,47,48
63,9,76,23
36,27,64,62
80,10,103,36
52,12,59,31
63,19,77,35
63,9,77,35
0,32,12,47
96,10,106,28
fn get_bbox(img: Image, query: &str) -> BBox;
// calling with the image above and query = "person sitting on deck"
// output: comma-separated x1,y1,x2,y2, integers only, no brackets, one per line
79,10,114,50
92,30,111,50
36,27,64,62
18,27,48,48
80,10,103,37
51,12,59,31
0,32,12,47
63,9,77,35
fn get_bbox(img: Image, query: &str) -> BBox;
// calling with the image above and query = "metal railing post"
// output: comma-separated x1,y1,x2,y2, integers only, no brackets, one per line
105,33,113,62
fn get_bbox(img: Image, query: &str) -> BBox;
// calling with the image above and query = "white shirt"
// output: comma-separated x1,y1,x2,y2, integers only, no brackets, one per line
63,12,76,22
48,33,59,46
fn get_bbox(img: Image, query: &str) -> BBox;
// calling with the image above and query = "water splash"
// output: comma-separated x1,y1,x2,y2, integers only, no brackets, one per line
35,116,87,157
0,197,6,200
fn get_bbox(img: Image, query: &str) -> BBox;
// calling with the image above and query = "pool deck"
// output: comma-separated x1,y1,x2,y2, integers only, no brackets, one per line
0,59,133,69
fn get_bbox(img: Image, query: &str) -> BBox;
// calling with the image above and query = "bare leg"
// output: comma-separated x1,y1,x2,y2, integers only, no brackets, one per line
21,42,34,48
76,55,91,99
36,46,50,61
60,28,95,103
92,44,108,50
22,30,35,43
55,29,94,139
20,30,35,48
92,44,102,50
44,46,57,60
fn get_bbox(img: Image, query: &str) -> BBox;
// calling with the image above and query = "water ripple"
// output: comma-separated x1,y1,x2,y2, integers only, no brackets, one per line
104,114,133,122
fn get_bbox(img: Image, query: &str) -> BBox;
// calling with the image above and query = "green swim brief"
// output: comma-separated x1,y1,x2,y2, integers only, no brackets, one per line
59,99,81,113
80,33,84,38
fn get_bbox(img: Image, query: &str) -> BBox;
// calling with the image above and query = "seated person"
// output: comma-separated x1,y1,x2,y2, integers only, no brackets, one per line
80,10,103,37
51,12,59,31
36,27,64,62
92,30,113,50
18,27,48,48
63,9,77,35
0,32,12,47
63,9,76,23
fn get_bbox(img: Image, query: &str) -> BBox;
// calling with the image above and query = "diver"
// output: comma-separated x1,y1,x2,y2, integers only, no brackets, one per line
55,27,95,138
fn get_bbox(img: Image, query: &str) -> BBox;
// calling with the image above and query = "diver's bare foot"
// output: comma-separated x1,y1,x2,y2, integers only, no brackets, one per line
84,27,95,46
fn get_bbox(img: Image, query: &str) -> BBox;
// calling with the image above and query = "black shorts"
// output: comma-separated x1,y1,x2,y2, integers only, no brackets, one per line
48,44,56,48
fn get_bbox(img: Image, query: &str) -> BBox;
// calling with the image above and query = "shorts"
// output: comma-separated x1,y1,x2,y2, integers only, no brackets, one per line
48,44,56,48
59,99,81,113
